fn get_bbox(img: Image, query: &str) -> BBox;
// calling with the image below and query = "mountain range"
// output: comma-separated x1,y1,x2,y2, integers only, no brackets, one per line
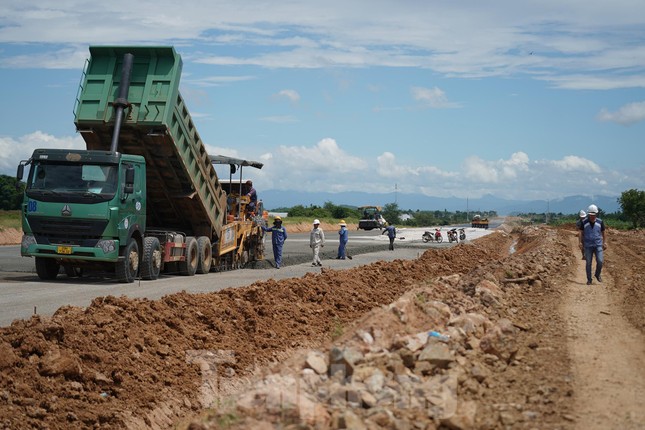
259,190,620,216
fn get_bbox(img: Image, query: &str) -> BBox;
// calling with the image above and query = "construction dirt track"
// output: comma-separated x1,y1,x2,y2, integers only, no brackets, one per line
0,222,644,429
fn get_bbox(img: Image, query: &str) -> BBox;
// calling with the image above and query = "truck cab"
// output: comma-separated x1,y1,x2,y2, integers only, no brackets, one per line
17,149,146,280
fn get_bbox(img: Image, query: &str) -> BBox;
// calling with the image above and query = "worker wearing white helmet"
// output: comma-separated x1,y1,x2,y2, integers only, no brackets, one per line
309,219,325,267
575,210,587,259
579,204,607,285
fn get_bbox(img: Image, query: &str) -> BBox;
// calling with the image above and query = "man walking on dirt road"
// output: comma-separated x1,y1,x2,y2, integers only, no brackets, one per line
579,204,607,285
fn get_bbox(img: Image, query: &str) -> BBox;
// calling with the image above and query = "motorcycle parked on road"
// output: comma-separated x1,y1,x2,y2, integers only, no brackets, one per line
422,228,443,243
447,228,459,243
458,228,466,241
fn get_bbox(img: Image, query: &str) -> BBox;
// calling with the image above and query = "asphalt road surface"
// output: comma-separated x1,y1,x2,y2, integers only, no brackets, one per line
0,227,466,326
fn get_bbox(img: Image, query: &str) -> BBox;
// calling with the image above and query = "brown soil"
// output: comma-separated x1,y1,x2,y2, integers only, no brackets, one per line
0,228,21,246
0,224,643,429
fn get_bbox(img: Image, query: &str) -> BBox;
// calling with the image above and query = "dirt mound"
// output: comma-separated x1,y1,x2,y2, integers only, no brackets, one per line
184,226,579,429
1,225,644,429
0,232,511,428
0,228,21,246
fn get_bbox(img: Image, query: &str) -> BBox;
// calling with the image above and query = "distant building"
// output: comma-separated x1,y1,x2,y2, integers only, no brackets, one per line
400,213,414,221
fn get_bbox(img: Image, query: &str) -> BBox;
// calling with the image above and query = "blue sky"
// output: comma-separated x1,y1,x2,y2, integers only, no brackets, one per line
1,1,644,202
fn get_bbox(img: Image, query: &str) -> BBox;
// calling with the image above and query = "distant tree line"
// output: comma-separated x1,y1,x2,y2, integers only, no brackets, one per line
521,188,645,229
273,201,497,227
618,189,645,228
0,175,23,210
274,190,645,230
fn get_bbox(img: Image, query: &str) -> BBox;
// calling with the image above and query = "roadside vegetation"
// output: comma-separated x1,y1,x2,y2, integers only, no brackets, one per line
273,201,497,228
0,210,21,230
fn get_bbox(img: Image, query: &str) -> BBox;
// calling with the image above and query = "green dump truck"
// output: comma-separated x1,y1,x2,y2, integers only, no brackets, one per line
17,46,264,283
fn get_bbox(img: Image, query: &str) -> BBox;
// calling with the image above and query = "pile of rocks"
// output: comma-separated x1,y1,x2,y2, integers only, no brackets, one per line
187,274,521,430
184,226,573,429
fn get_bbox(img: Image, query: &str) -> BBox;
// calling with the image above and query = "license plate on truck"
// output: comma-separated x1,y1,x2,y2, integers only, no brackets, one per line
57,246,72,255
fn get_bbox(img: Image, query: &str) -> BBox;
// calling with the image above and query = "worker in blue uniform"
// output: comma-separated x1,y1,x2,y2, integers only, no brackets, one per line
262,216,287,269
337,220,349,259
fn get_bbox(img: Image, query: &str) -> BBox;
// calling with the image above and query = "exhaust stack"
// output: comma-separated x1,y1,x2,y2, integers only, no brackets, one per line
110,53,134,153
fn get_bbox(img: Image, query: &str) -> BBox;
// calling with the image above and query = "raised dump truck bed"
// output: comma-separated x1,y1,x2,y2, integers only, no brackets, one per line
74,46,226,240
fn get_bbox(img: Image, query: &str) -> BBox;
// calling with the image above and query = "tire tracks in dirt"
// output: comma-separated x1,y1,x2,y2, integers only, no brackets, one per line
564,234,645,429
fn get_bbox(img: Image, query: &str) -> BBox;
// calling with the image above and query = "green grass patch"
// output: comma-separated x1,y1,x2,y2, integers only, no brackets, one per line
0,210,21,230
331,318,344,340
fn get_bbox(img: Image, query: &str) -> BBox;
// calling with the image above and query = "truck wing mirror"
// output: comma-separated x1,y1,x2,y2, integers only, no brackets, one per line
124,166,135,194
16,164,24,181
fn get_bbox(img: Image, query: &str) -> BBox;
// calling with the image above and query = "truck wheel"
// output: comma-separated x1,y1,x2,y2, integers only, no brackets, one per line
116,238,139,283
196,236,212,274
141,237,162,280
179,236,198,276
35,257,59,280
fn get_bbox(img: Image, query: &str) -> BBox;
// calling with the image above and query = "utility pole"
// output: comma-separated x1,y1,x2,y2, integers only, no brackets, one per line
546,199,550,224
394,183,398,205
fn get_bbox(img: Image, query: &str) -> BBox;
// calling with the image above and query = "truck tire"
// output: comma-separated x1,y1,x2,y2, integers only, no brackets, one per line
141,237,162,280
116,238,139,283
196,236,212,274
35,257,59,280
178,236,198,276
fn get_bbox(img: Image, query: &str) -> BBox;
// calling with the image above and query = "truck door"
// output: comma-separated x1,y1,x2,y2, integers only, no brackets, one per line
120,162,146,235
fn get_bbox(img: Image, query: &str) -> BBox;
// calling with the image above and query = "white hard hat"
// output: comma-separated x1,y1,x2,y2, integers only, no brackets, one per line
313,219,320,225
587,204,598,215
579,210,586,218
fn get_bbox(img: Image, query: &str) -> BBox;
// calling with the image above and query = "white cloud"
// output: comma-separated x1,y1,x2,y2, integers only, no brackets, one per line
0,1,643,91
183,75,256,88
377,152,456,180
260,115,298,123
2,129,641,201
463,156,499,183
550,155,602,173
596,101,645,125
206,145,239,158
0,132,84,172
0,47,89,69
411,86,460,109
277,138,367,173
274,89,300,103
462,152,529,183
376,152,410,178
